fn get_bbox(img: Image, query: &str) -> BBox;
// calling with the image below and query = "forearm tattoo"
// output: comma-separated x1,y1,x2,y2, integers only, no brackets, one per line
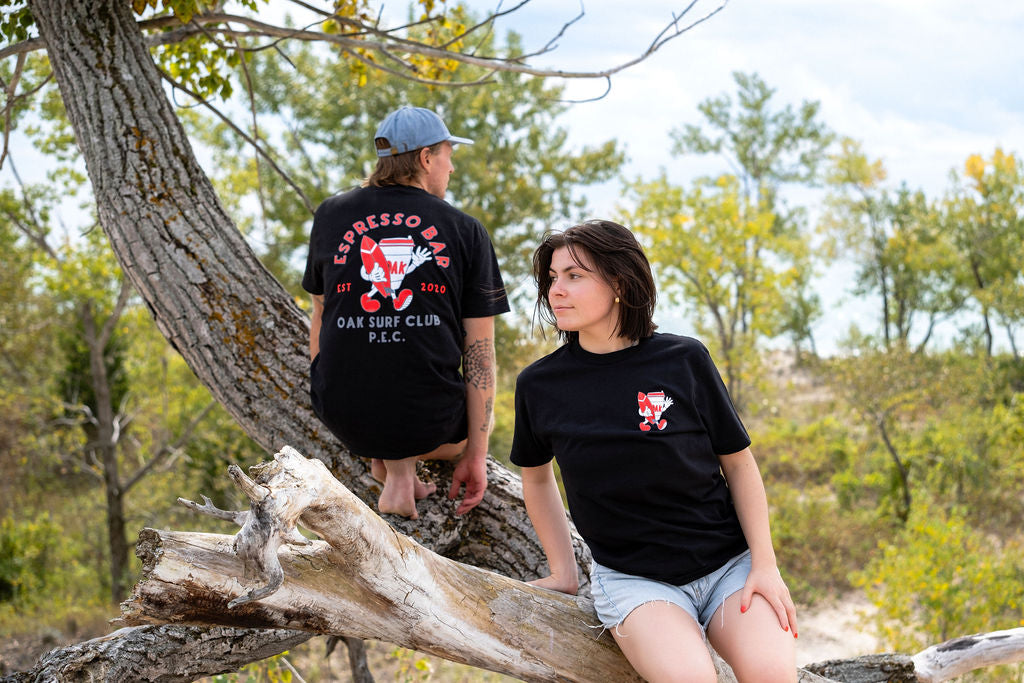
463,337,495,390
480,397,493,433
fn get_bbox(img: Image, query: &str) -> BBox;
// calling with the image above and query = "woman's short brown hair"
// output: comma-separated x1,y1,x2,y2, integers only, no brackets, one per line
365,139,444,187
533,219,657,344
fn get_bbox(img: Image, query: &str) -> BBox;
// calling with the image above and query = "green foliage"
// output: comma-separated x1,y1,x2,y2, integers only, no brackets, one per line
621,72,834,408
0,1,34,44
855,501,1024,651
210,652,295,682
822,139,962,349
0,511,105,632
0,514,60,605
671,71,834,209
944,148,1024,355
770,484,889,603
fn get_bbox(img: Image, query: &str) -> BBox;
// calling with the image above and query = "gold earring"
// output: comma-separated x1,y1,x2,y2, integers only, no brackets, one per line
615,296,620,303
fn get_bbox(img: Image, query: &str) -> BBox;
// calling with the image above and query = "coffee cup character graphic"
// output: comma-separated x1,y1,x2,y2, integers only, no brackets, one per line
638,390,673,431
359,235,433,312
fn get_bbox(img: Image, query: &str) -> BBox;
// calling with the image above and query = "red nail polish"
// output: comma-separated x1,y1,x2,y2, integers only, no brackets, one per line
740,605,747,613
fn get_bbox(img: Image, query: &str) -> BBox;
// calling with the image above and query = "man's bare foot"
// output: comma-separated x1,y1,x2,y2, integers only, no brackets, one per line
371,458,387,483
414,478,436,499
378,477,418,519
372,458,435,500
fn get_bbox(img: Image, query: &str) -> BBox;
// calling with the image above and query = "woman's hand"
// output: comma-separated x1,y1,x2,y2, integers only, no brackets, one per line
528,573,579,595
740,564,798,638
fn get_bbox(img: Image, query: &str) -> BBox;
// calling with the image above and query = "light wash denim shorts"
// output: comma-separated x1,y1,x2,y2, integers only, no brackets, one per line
590,549,751,632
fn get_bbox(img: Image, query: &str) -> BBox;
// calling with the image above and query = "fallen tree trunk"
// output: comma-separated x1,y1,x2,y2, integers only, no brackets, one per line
9,447,1022,683
118,446,643,682
0,625,310,683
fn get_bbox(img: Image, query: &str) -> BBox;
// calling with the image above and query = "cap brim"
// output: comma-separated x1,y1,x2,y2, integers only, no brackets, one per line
448,135,474,146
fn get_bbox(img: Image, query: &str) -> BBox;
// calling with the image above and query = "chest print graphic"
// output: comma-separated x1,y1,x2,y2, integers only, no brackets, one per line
359,235,432,312
638,391,673,431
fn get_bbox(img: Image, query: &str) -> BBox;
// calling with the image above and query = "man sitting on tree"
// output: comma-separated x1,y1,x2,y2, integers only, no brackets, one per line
303,106,509,519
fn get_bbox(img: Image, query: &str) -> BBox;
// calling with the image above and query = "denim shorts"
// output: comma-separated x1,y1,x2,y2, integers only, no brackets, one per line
590,549,752,632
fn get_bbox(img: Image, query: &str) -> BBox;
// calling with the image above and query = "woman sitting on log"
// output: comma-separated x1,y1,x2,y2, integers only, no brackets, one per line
510,219,798,683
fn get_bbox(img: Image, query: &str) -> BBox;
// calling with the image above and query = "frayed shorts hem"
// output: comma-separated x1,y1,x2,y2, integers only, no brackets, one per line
590,549,751,633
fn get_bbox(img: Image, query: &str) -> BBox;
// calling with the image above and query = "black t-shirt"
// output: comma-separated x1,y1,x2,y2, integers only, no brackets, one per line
302,184,509,459
510,333,750,584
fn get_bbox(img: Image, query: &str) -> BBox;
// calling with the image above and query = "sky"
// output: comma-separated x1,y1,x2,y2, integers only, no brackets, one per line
459,0,1024,352
6,0,1023,353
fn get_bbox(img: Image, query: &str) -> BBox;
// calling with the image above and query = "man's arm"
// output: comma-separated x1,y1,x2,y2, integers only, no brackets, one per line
449,315,496,514
309,294,324,360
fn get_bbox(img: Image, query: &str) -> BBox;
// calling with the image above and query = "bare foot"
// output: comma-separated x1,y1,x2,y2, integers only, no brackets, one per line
378,480,419,519
371,458,387,483
372,458,435,500
414,478,436,499
377,457,421,519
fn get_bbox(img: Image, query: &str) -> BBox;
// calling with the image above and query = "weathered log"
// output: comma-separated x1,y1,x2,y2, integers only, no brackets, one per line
0,625,310,683
911,628,1024,682
118,446,643,683
804,653,917,682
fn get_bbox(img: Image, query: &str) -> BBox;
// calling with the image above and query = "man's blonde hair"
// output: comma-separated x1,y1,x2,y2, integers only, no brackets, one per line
365,139,444,187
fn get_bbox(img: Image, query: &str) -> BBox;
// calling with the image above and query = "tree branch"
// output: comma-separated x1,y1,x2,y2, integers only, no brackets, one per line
3,5,730,84
156,67,317,215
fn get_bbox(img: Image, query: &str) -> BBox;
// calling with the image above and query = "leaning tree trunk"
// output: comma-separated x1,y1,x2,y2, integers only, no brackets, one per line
26,0,586,676
26,0,579,570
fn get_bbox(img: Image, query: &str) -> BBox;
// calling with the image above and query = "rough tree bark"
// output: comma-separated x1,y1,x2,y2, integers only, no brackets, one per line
25,0,578,575
0,626,311,683
23,0,584,676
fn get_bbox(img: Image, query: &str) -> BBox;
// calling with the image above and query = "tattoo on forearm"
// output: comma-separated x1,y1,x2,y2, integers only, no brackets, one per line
480,397,493,433
463,338,495,390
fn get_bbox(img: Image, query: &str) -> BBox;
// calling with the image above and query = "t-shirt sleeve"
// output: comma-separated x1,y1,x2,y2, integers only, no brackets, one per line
301,206,325,296
509,372,553,467
690,342,751,455
460,219,510,318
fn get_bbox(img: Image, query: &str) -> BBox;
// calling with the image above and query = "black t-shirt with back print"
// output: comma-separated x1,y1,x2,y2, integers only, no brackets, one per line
303,184,509,460
510,333,750,584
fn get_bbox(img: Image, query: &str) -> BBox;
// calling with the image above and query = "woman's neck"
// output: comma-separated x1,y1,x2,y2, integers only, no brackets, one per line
577,332,635,355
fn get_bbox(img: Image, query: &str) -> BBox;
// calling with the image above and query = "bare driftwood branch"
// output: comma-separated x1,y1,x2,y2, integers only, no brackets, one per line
912,628,1024,682
119,446,644,683
10,447,1022,682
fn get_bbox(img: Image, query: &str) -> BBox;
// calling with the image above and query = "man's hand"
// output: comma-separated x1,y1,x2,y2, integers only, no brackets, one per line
448,451,487,515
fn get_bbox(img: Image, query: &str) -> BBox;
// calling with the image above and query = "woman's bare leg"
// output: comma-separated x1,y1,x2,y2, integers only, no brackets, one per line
610,601,717,683
707,592,796,683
